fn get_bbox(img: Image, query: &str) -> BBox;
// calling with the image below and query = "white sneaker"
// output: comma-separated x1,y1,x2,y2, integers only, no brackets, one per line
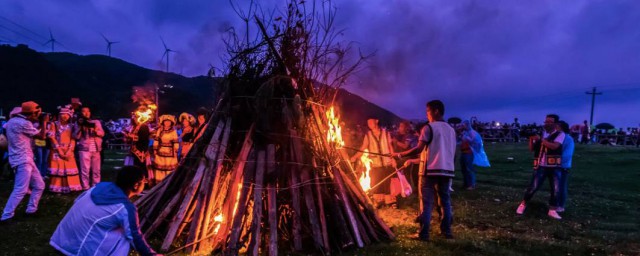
556,207,565,213
548,210,562,220
516,202,526,215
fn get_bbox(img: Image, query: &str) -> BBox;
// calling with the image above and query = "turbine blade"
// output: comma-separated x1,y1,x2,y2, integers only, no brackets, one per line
160,36,167,49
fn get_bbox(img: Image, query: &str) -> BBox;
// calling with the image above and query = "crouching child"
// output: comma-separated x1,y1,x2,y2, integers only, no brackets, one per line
50,166,161,256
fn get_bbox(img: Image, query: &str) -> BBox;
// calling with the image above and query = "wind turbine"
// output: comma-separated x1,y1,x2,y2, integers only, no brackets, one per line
101,33,119,57
160,37,175,73
43,29,61,52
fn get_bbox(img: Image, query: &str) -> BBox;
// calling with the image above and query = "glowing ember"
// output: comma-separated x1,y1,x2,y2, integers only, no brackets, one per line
213,214,223,234
325,106,345,148
135,104,156,124
232,183,243,218
359,149,373,192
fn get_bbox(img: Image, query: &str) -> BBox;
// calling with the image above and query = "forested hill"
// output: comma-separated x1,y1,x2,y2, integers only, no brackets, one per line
0,44,401,127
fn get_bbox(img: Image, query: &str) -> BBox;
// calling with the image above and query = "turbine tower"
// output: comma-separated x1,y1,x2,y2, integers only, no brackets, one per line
101,33,119,57
160,37,175,73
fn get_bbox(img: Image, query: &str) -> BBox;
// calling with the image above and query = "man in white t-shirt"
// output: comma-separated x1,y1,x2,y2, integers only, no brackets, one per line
1,101,48,223
517,114,564,220
394,100,456,241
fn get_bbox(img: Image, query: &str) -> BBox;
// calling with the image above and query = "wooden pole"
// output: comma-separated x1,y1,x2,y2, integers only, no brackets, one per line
200,120,232,250
247,150,266,256
314,168,330,250
300,167,323,249
333,168,364,248
185,119,228,253
226,148,257,254
289,141,303,250
160,157,206,250
267,182,277,256
210,125,254,251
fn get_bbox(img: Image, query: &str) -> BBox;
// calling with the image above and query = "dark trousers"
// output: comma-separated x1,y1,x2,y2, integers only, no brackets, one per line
558,169,570,208
419,175,453,238
460,153,476,188
34,147,49,177
523,167,561,209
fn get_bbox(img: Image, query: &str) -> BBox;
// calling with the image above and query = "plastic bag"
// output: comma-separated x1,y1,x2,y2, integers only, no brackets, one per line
470,131,491,167
390,170,412,197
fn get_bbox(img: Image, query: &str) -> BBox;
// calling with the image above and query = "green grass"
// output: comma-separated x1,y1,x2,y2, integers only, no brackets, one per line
0,150,126,256
0,145,638,255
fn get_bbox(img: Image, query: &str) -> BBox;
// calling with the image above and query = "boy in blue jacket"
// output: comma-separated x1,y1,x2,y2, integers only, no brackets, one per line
50,166,161,256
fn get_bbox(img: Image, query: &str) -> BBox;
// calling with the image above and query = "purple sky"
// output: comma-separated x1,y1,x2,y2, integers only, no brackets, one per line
2,0,640,128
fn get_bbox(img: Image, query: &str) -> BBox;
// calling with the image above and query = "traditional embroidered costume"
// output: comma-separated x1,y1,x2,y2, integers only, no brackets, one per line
178,112,196,160
48,108,82,193
152,115,179,183
124,118,152,180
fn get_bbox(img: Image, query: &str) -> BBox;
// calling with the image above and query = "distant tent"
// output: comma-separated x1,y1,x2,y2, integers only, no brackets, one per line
595,123,615,130
448,117,462,124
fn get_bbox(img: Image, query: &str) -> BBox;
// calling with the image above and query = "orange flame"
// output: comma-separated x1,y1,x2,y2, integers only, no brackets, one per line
135,104,156,124
359,149,372,192
326,106,345,148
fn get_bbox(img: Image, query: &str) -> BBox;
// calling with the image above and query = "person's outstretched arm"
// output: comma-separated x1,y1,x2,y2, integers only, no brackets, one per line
121,203,160,256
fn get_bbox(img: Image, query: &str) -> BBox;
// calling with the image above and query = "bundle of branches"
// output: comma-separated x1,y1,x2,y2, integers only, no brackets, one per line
135,1,394,255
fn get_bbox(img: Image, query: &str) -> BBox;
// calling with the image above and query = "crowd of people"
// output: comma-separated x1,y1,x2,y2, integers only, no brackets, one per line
345,101,492,241
122,107,209,186
0,99,212,255
0,97,635,254
342,103,591,240
0,100,109,223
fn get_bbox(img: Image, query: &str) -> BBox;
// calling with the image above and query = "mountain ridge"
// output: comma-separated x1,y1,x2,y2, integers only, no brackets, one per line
0,44,402,127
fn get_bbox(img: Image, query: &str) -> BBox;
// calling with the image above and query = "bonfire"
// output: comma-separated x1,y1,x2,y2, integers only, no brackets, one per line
135,1,394,255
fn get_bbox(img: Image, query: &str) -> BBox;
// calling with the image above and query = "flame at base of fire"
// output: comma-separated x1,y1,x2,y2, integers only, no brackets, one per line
211,183,243,236
359,149,373,192
213,214,223,234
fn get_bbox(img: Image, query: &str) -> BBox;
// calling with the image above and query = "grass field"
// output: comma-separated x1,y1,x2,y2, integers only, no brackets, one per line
0,144,638,255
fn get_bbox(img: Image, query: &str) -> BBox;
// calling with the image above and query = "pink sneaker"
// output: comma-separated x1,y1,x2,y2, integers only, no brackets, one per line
516,202,526,215
548,210,562,220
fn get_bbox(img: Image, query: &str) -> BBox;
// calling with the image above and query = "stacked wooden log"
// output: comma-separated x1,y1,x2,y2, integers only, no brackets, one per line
135,79,395,255
136,1,395,254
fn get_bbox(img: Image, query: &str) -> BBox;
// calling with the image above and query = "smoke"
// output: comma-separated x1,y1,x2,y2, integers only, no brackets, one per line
131,85,156,106
332,0,640,126
3,0,640,126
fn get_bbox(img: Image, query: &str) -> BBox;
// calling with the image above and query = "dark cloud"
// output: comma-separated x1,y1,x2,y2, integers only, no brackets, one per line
1,0,639,127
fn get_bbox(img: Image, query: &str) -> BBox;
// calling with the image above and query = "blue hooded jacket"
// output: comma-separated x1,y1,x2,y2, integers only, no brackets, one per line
50,182,156,256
